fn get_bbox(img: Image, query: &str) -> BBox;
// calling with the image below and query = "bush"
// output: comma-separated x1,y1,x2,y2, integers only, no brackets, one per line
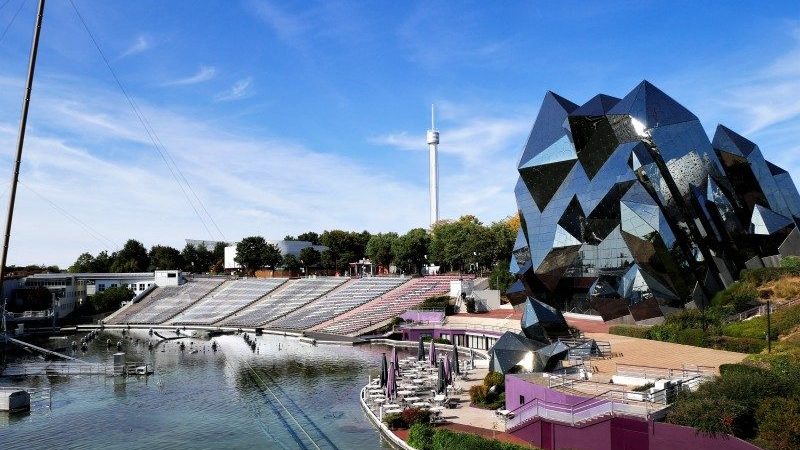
469,384,487,404
665,393,747,437
421,336,451,344
401,407,431,426
408,423,434,450
773,278,800,300
712,282,758,313
741,267,797,285
674,328,706,346
420,295,450,309
431,429,537,450
609,325,649,339
383,412,405,429
705,336,766,353
755,396,800,450
465,298,476,313
632,382,654,392
779,256,800,272
483,372,505,391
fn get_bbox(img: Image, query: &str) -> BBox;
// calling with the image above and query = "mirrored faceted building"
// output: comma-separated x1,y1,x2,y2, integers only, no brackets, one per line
509,81,800,322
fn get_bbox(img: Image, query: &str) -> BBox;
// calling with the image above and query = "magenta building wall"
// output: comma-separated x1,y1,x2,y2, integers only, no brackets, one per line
506,375,761,450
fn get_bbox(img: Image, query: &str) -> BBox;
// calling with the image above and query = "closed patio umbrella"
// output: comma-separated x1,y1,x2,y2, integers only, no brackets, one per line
418,337,425,361
452,341,460,375
444,355,452,385
392,347,399,375
380,353,388,388
386,360,397,400
436,360,446,394
429,339,436,367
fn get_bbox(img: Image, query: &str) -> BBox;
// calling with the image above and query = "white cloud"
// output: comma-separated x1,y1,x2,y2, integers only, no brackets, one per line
120,35,151,58
0,77,429,266
215,77,253,101
163,66,217,86
372,103,531,222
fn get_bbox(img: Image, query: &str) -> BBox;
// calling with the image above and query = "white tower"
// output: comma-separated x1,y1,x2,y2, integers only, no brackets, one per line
427,104,440,227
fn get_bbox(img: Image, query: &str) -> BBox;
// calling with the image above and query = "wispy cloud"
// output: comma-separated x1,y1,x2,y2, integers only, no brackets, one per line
163,66,217,86
0,76,428,266
119,35,151,58
215,77,253,101
249,0,309,44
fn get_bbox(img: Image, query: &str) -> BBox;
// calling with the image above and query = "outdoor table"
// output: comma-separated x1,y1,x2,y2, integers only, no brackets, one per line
374,398,386,405
384,408,402,414
397,390,413,396
384,403,401,409
429,406,445,413
370,393,385,399
433,394,446,402
404,396,421,402
412,402,431,408
412,379,426,384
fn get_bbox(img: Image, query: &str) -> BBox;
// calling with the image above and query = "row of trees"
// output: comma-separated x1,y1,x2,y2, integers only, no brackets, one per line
68,240,228,274
66,214,520,282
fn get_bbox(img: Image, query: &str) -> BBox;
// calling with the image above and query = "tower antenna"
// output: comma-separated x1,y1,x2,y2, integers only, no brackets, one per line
426,104,440,227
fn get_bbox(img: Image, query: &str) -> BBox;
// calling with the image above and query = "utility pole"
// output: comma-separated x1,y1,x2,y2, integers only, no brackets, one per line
0,0,46,340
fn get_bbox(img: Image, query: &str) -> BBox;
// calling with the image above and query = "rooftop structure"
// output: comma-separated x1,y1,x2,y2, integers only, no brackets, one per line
509,80,800,322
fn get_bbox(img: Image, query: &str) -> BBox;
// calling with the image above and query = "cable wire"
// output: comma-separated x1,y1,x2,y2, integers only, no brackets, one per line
0,0,25,46
66,0,225,241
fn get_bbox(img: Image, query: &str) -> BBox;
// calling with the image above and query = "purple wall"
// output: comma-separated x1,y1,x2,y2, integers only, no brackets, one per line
505,375,592,410
505,376,761,450
399,310,445,323
401,326,504,342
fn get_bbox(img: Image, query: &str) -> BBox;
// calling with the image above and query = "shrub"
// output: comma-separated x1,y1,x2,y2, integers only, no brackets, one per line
674,328,706,346
773,278,800,300
469,384,487,405
465,298,476,313
779,256,800,272
421,336,451,344
420,295,450,309
712,282,758,313
740,267,799,285
609,325,649,339
408,423,434,450
401,407,431,426
383,412,405,429
705,336,766,353
632,382,654,392
431,429,537,450
483,371,505,391
665,393,747,437
755,396,800,450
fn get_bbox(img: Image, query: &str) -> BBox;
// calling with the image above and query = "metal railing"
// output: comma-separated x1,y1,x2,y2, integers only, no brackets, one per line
2,361,144,377
504,393,655,431
615,363,715,379
4,309,53,319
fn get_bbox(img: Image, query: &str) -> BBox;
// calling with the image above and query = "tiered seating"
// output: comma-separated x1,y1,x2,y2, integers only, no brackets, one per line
222,277,347,327
125,279,223,324
268,276,408,330
318,275,464,335
105,286,167,324
170,278,287,325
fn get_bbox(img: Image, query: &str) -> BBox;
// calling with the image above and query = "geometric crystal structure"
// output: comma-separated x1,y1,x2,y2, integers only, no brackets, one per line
510,80,800,321
520,297,570,342
488,331,542,374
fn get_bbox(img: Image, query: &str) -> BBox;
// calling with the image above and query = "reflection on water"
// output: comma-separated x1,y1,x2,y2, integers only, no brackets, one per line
0,331,403,450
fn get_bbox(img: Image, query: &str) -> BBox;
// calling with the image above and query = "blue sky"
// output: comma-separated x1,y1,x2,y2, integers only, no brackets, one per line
0,0,798,266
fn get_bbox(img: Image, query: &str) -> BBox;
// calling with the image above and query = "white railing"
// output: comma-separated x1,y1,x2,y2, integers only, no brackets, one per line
505,393,655,431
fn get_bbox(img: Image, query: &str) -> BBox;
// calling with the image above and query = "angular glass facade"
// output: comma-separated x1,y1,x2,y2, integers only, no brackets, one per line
510,81,800,321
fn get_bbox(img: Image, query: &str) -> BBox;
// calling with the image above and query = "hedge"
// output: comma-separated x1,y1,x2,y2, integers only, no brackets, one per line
706,336,766,354
408,423,434,450
609,325,649,339
430,429,537,450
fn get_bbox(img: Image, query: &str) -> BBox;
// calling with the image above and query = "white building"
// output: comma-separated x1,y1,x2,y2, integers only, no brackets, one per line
22,270,183,318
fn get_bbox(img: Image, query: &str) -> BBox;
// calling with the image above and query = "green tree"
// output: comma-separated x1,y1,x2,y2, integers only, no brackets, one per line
148,245,183,270
489,261,515,292
487,220,516,265
299,246,321,269
181,243,214,273
297,232,321,245
90,286,134,313
92,251,112,272
69,252,95,273
235,236,269,274
319,230,371,272
282,254,301,272
263,243,283,270
211,242,228,273
429,216,492,272
111,239,150,272
366,232,398,270
393,228,430,274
